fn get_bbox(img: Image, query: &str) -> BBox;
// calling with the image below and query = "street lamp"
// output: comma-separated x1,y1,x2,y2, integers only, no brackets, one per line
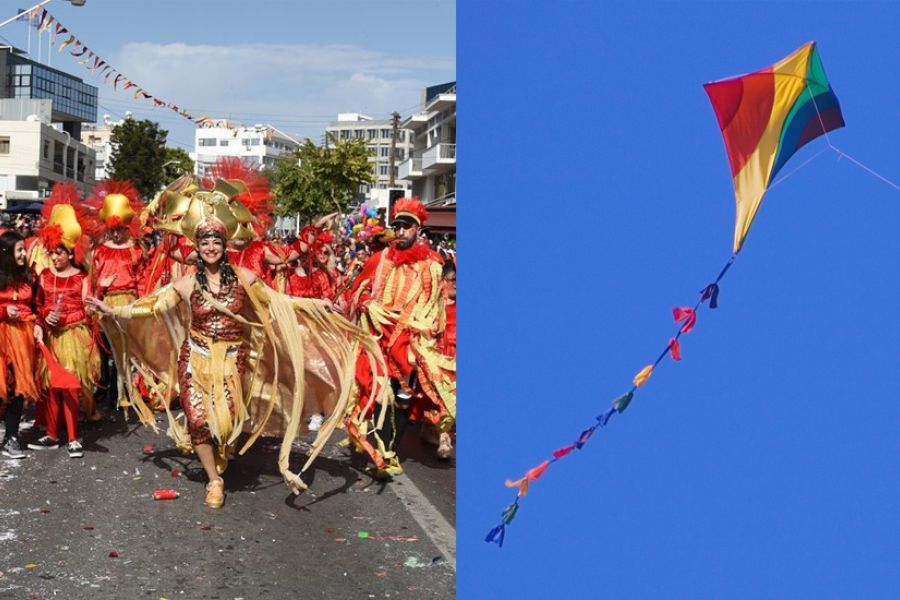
0,1,86,31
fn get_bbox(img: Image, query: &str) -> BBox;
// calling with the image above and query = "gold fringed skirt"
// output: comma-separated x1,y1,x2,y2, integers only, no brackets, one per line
40,322,100,415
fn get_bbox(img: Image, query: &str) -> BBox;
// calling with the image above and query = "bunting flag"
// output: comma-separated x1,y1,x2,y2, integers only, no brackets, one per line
21,8,201,124
487,43,851,548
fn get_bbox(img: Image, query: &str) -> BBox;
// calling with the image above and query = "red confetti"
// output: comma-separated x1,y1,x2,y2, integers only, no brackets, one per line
142,444,154,454
83,526,94,531
170,469,181,478
108,551,119,558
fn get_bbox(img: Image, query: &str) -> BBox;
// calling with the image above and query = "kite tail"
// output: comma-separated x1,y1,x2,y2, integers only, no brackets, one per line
486,253,737,547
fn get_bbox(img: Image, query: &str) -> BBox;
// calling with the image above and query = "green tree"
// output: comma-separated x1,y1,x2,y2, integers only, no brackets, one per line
273,134,375,224
107,119,168,200
162,147,194,183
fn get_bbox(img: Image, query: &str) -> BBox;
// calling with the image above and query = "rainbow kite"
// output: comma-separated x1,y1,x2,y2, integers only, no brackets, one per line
705,41,844,253
486,42,845,548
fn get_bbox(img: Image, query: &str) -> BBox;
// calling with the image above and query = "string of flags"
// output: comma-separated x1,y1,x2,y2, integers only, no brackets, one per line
487,42,852,547
19,6,216,126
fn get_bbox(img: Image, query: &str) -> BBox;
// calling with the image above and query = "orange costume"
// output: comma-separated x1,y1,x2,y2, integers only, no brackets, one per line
0,281,40,402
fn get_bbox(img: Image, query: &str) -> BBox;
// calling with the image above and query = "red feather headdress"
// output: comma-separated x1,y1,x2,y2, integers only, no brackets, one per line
391,197,428,226
39,183,90,264
205,157,274,238
84,179,144,239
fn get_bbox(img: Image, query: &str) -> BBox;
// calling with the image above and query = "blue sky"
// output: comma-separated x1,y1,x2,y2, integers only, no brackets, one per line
459,2,900,598
1,0,455,149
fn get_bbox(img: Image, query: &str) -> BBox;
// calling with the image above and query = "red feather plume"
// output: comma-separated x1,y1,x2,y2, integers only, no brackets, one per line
206,157,274,237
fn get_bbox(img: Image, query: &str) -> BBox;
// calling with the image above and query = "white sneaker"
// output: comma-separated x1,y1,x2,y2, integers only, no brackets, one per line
307,414,324,432
67,440,84,458
28,435,59,450
1,437,26,459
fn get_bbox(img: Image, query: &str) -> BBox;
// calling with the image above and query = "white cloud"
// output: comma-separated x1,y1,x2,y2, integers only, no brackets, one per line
99,41,455,144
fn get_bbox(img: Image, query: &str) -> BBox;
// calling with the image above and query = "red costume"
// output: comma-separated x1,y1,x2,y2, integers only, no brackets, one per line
345,199,456,472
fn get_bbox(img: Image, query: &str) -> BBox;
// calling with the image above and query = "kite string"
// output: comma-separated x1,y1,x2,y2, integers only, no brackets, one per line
806,84,900,192
829,148,900,191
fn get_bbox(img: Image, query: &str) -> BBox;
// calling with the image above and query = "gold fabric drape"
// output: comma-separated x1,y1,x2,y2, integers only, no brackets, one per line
100,270,387,493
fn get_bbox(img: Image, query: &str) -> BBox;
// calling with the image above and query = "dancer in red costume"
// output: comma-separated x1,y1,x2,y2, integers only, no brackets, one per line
346,198,456,475
28,184,99,457
0,231,43,459
84,180,145,410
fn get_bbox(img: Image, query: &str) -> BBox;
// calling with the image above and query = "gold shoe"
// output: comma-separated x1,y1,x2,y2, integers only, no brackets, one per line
205,479,225,509
437,433,453,460
214,452,229,476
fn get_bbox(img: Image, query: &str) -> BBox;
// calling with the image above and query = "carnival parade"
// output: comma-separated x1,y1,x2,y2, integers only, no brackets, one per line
0,1,456,596
0,159,458,479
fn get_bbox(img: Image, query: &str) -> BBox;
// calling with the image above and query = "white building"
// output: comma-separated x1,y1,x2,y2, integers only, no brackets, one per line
0,47,98,209
0,99,95,208
324,113,413,209
398,82,456,208
80,116,118,181
190,119,302,176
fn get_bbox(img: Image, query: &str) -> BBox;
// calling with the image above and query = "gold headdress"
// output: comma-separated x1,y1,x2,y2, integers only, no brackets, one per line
152,175,254,245
38,183,88,262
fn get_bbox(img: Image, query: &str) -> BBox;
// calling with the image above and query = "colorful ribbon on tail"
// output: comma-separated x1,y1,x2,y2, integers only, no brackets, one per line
486,254,736,547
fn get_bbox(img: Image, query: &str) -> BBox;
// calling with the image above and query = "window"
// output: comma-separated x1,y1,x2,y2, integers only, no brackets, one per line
340,130,350,140
380,147,390,157
381,129,391,139
251,139,260,146
367,129,376,139
354,129,363,138
198,138,216,146
396,149,405,161
0,137,9,154
219,139,229,146
379,165,389,176
43,140,49,159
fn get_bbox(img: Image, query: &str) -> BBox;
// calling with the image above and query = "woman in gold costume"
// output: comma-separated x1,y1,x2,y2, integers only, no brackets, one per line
89,177,386,508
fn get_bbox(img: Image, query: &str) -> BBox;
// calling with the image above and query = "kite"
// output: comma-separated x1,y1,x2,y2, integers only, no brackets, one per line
704,41,844,253
486,42,850,548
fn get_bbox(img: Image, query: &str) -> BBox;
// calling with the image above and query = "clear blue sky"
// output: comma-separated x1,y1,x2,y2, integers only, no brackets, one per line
459,2,900,598
1,0,455,148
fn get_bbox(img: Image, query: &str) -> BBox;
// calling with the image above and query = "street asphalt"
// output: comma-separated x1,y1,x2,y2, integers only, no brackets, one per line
0,410,455,599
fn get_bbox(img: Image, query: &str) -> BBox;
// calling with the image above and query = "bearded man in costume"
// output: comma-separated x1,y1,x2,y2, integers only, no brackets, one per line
89,177,386,508
346,198,456,476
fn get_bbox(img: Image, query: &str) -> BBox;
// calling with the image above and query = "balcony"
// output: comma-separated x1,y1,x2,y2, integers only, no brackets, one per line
422,143,456,173
400,112,429,132
398,157,423,180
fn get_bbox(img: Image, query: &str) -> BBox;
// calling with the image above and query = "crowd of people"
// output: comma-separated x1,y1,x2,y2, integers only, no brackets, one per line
0,158,457,509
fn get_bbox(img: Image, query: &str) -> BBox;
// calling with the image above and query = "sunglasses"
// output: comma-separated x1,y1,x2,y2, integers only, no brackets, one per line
391,221,416,231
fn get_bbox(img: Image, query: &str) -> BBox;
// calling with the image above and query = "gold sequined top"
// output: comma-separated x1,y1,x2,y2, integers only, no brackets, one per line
189,280,247,342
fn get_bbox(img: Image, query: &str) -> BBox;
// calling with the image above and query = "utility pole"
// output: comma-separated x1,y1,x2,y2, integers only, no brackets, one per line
389,111,400,187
